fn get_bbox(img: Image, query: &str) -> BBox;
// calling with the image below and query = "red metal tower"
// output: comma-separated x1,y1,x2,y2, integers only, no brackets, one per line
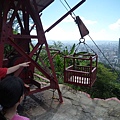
0,0,63,102
0,0,86,103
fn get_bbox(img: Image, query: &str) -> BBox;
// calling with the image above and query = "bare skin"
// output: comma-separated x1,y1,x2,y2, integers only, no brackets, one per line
4,94,25,120
7,62,30,74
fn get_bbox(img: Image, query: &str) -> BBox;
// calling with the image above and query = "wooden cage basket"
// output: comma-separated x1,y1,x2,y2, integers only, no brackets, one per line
64,53,98,87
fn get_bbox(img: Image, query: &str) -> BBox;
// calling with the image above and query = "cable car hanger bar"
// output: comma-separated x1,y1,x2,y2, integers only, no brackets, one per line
45,0,86,33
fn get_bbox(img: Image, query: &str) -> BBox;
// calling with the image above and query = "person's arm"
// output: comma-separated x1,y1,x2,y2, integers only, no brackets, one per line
7,62,30,74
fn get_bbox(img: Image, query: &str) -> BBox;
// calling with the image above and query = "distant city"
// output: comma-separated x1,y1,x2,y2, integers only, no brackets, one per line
32,39,120,70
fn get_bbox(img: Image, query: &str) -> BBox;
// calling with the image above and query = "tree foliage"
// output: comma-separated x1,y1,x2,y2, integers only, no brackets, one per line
48,41,120,100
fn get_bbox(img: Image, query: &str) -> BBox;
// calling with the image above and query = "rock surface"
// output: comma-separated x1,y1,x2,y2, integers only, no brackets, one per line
19,84,120,120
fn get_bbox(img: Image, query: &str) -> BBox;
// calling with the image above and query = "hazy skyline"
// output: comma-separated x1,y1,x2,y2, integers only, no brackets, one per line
37,0,120,42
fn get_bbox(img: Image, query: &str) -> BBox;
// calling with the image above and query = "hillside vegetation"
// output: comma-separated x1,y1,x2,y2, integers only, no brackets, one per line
4,41,120,100
48,41,120,100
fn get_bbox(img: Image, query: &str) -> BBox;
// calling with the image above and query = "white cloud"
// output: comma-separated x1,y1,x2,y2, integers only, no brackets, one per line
87,29,108,40
88,28,120,41
79,18,120,40
85,19,97,25
45,25,80,41
109,19,120,30
44,16,98,41
80,17,97,25
63,15,74,23
62,15,97,25
31,17,120,41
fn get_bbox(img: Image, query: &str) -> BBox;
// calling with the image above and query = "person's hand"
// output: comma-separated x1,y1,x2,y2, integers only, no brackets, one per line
19,62,31,67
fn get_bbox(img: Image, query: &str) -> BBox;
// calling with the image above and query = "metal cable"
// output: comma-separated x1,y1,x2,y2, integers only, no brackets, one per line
59,0,76,20
88,34,119,76
64,0,76,17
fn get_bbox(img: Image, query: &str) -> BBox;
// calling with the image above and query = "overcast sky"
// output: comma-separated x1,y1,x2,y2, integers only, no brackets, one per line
38,0,120,41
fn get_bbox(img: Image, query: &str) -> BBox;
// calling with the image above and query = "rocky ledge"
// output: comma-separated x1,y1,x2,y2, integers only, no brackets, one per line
19,84,120,120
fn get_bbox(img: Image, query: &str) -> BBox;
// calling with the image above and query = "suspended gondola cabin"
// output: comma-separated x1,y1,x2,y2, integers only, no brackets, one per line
64,52,98,87
64,16,98,87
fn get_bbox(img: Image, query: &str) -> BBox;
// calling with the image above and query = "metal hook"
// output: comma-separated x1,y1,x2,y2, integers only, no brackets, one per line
79,38,85,43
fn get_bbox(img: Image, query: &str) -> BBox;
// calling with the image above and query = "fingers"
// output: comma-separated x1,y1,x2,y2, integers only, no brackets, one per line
24,62,31,66
25,61,31,64
19,61,31,67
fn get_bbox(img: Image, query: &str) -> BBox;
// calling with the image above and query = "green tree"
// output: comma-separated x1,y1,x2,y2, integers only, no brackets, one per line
91,63,118,99
36,41,120,100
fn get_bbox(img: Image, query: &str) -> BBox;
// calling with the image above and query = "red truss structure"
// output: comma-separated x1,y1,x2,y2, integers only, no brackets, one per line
0,0,86,103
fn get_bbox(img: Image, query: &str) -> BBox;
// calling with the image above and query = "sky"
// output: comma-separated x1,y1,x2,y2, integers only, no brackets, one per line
39,0,120,42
